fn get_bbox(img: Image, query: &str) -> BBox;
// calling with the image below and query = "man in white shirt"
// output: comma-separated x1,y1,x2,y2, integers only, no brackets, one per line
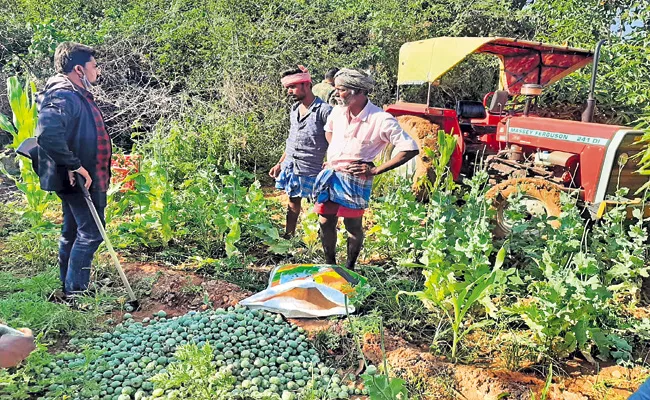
313,68,419,271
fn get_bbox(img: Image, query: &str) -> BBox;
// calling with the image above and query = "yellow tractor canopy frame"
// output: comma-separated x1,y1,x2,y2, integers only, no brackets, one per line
397,37,594,95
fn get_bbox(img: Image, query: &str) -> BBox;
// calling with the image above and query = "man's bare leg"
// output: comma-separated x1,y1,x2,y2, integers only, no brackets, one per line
319,214,338,264
343,217,364,270
285,197,302,237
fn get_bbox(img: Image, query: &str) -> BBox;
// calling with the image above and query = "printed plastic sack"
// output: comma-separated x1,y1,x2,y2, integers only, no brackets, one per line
240,264,367,318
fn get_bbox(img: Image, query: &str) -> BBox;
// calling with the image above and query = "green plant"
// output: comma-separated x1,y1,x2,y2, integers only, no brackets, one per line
148,342,236,399
0,76,57,229
366,182,429,261
0,76,38,150
501,332,538,372
389,171,510,360
299,210,321,256
400,245,507,360
107,160,290,259
502,187,646,363
635,115,650,193
530,365,553,400
422,130,458,194
108,166,176,249
509,250,632,362
361,372,409,400
360,316,410,400
344,295,368,369
358,265,445,343
590,190,649,301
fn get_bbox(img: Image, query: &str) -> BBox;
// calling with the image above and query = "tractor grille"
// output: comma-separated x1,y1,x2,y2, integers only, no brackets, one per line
605,133,649,197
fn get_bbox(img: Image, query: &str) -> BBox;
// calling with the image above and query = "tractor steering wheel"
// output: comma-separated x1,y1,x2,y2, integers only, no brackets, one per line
482,92,495,108
483,91,526,115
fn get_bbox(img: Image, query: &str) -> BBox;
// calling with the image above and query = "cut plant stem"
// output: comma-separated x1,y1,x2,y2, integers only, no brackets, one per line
344,294,366,368
379,316,388,375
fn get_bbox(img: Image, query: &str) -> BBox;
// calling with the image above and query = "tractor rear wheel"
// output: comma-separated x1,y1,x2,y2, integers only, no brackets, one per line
486,177,563,238
379,115,440,201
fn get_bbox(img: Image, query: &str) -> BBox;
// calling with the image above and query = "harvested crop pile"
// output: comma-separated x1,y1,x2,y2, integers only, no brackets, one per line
395,115,440,200
37,307,359,400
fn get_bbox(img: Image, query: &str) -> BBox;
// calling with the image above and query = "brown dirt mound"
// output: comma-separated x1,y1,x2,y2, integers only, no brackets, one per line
360,331,647,400
395,115,440,201
107,262,251,321
551,363,649,400
362,333,534,399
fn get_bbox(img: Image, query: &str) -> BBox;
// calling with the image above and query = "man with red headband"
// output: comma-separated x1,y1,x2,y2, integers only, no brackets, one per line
269,66,332,237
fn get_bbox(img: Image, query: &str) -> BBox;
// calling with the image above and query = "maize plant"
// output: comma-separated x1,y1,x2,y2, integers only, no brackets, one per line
0,76,56,227
0,76,39,149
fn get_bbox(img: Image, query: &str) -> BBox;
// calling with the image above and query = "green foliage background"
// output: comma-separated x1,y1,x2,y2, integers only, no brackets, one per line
1,0,647,174
0,2,649,392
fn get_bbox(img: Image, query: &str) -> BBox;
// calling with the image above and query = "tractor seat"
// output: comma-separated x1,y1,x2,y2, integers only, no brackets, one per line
488,90,509,114
456,100,487,120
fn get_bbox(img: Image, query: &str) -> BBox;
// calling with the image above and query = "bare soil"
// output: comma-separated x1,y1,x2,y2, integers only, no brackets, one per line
285,321,648,400
0,173,19,204
106,261,252,322
396,115,441,201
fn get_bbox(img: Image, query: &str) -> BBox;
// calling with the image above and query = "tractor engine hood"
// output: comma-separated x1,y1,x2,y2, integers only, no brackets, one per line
397,37,593,95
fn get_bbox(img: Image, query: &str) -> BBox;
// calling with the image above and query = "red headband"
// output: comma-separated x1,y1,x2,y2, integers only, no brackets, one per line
281,65,312,87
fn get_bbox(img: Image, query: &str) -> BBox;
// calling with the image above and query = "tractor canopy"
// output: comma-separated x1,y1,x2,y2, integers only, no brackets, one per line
397,37,593,95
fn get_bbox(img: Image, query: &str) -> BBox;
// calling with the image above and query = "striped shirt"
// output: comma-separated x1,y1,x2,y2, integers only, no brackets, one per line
284,98,332,176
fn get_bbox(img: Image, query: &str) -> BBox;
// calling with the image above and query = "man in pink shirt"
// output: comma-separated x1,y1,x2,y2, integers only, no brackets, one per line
313,68,419,271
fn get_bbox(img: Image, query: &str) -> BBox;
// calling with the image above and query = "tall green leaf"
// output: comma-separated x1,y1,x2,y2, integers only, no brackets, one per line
0,75,56,227
6,76,38,149
0,113,16,135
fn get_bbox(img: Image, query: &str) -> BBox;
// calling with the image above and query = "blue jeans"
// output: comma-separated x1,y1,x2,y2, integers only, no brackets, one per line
57,191,106,295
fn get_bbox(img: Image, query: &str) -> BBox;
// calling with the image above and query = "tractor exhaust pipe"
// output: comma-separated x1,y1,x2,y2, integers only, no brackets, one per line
582,39,608,123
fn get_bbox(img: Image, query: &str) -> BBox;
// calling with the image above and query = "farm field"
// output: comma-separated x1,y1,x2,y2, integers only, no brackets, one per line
1,1,650,399
1,164,649,399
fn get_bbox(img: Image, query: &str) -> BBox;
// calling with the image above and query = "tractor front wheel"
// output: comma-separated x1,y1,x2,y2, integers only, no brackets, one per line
486,178,563,238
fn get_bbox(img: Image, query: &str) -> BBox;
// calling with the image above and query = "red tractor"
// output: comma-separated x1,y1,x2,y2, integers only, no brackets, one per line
385,37,649,236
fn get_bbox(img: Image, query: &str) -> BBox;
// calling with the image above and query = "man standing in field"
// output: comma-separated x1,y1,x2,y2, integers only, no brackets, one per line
314,68,419,270
35,42,110,298
311,67,339,106
269,65,332,237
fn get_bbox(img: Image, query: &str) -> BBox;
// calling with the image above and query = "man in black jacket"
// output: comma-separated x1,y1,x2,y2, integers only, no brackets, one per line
36,42,111,297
